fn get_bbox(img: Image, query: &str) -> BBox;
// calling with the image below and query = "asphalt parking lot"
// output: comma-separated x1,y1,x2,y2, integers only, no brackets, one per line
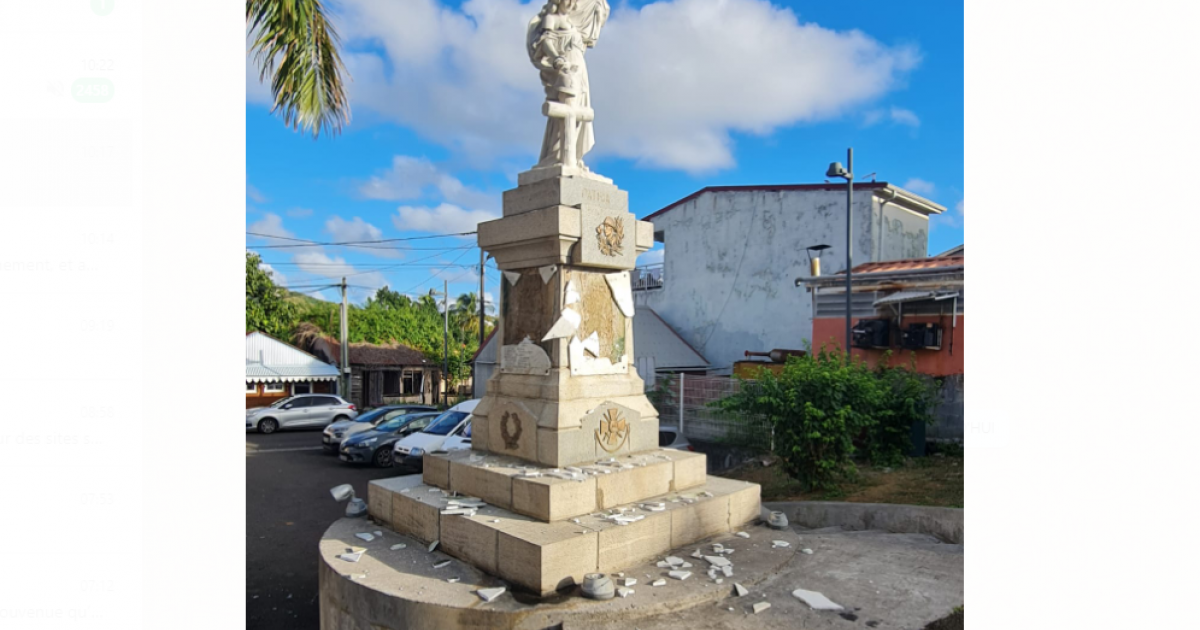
247,429,412,630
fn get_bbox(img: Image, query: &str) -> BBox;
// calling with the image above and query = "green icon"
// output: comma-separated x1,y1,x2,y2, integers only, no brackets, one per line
91,0,114,16
72,78,115,103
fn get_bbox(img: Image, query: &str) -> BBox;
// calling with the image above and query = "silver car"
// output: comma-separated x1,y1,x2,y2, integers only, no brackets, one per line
322,404,436,451
246,394,358,434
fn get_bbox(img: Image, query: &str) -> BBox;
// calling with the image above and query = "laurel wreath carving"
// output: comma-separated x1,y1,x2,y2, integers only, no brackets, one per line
500,410,523,450
595,216,625,257
594,408,629,453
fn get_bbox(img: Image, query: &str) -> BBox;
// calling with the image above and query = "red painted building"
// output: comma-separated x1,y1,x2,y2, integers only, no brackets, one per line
804,254,964,376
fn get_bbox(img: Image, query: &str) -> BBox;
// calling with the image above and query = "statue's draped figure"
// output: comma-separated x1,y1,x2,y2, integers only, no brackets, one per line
526,0,609,170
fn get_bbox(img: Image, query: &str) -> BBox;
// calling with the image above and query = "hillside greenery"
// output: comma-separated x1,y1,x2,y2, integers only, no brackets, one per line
246,252,495,390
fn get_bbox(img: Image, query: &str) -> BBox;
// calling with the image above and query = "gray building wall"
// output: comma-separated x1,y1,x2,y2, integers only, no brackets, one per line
635,185,937,374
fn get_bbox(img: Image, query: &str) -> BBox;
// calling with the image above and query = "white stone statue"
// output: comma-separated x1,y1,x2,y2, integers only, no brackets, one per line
526,0,609,173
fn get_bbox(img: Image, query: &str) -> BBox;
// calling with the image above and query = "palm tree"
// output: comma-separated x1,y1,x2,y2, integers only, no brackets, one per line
450,292,495,336
246,0,350,137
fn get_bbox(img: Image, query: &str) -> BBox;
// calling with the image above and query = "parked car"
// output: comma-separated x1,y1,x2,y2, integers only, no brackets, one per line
439,420,473,452
338,411,441,467
322,404,436,451
246,394,357,434
658,425,695,451
392,399,479,472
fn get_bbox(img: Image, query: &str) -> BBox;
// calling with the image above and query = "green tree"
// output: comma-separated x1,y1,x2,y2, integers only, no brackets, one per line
246,0,350,137
245,252,297,339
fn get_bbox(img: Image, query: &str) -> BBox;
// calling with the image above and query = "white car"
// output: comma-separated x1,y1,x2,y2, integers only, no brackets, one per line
393,399,478,471
440,420,473,452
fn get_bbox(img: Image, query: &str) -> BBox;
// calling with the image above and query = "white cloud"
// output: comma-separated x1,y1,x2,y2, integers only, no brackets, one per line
359,155,496,211
247,212,293,240
902,178,936,196
637,248,664,266
247,183,269,204
955,199,964,215
257,260,287,287
319,0,919,172
864,106,921,128
394,202,499,235
292,250,390,302
324,216,403,258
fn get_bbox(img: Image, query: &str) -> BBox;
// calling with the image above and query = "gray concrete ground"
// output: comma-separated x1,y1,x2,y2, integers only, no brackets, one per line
594,527,963,630
247,430,413,630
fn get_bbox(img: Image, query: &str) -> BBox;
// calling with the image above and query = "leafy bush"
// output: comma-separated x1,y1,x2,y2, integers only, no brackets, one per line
712,346,938,490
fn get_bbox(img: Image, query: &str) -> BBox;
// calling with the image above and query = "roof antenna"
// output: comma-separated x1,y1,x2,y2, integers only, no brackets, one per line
863,172,877,182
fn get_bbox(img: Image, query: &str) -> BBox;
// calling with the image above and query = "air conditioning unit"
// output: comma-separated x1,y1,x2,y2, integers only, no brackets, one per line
901,323,943,350
852,319,890,349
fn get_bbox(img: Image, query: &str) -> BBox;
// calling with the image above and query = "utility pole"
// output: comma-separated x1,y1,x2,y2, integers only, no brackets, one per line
442,279,450,407
478,250,486,347
844,148,854,356
340,277,350,399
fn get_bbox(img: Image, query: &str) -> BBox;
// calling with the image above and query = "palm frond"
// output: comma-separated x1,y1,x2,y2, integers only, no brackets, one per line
247,0,351,137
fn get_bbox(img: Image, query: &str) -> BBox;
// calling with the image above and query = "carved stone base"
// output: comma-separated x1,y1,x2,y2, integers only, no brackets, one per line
517,164,613,186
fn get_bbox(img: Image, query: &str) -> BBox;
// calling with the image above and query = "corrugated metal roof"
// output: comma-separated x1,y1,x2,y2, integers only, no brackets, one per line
874,290,948,306
846,256,964,275
246,332,340,381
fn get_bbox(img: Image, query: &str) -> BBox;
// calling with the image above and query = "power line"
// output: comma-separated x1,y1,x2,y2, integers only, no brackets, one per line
247,231,476,249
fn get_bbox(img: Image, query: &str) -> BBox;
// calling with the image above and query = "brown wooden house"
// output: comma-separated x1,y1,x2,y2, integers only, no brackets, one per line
245,331,341,409
293,324,441,408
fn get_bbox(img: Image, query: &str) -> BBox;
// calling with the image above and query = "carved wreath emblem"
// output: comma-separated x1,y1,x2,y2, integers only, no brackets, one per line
595,216,625,257
594,408,629,453
500,410,523,450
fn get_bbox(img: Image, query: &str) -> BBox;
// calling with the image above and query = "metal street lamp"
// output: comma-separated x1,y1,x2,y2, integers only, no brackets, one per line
805,244,831,279
825,149,854,355
429,282,450,406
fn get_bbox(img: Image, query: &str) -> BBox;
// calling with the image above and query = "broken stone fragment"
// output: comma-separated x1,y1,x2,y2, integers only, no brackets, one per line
753,602,771,614
665,556,684,566
691,549,704,558
616,587,634,598
801,548,814,555
373,530,383,537
771,540,791,548
736,531,750,539
446,577,459,583
715,578,724,584
428,540,439,552
433,560,451,569
668,570,692,581
389,544,407,551
621,578,637,587
721,566,734,577
337,551,364,563
354,533,375,542
651,579,667,587
680,562,692,569
734,583,749,597
476,587,506,603
791,588,844,611
704,556,732,567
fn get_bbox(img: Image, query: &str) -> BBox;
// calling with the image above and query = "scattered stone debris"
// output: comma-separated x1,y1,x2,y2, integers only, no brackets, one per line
691,549,704,559
680,562,692,569
621,577,637,587
617,587,634,598
721,566,734,577
428,540,440,552
447,578,460,584
801,549,814,555
704,556,731,567
753,602,771,614
373,530,383,537
427,488,441,493
475,587,506,603
390,544,407,551
433,560,451,569
440,508,477,516
736,531,751,539
354,533,375,542
791,588,844,611
771,540,791,548
651,579,667,587
668,570,692,581
337,551,364,563
715,578,724,584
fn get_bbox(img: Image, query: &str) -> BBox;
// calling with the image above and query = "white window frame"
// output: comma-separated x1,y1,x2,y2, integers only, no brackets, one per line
291,382,312,395
264,381,285,393
246,381,257,394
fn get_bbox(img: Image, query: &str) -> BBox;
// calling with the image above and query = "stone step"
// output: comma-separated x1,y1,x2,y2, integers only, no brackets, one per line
421,447,708,522
368,473,760,596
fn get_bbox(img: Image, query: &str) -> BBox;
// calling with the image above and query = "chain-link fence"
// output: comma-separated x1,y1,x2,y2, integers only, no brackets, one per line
648,373,772,450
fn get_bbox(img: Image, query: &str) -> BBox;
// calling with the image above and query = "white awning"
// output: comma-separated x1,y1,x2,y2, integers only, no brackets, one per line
246,365,340,383
874,290,958,307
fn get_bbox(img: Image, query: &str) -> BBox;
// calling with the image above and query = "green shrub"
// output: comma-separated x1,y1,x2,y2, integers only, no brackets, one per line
712,345,938,490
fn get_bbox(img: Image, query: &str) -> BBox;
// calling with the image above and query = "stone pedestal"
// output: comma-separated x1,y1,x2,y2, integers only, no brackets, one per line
475,172,657,468
361,169,762,596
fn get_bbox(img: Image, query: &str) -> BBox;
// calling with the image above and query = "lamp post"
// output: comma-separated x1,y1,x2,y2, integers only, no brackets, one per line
826,149,854,355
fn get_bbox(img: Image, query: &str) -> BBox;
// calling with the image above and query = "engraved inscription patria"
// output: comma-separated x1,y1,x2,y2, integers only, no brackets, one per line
594,407,629,452
595,216,625,257
582,188,611,205
501,410,523,450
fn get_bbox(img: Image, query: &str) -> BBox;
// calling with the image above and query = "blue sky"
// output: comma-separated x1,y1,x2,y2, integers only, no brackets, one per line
246,0,963,304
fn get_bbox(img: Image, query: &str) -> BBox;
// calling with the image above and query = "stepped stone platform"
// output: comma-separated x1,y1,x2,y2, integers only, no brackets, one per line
319,513,794,630
368,451,760,595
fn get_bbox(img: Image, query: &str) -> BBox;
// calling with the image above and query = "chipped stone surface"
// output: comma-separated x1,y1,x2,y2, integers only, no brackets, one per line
501,339,552,375
651,579,667,587
753,602,771,614
604,271,635,317
539,265,558,284
668,570,691,580
476,587,506,603
734,583,749,597
542,308,581,341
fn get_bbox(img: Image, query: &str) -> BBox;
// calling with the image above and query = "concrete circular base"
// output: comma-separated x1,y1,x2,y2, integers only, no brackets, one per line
319,517,800,630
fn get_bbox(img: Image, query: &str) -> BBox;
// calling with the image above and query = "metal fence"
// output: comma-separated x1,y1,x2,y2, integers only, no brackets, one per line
648,373,772,450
